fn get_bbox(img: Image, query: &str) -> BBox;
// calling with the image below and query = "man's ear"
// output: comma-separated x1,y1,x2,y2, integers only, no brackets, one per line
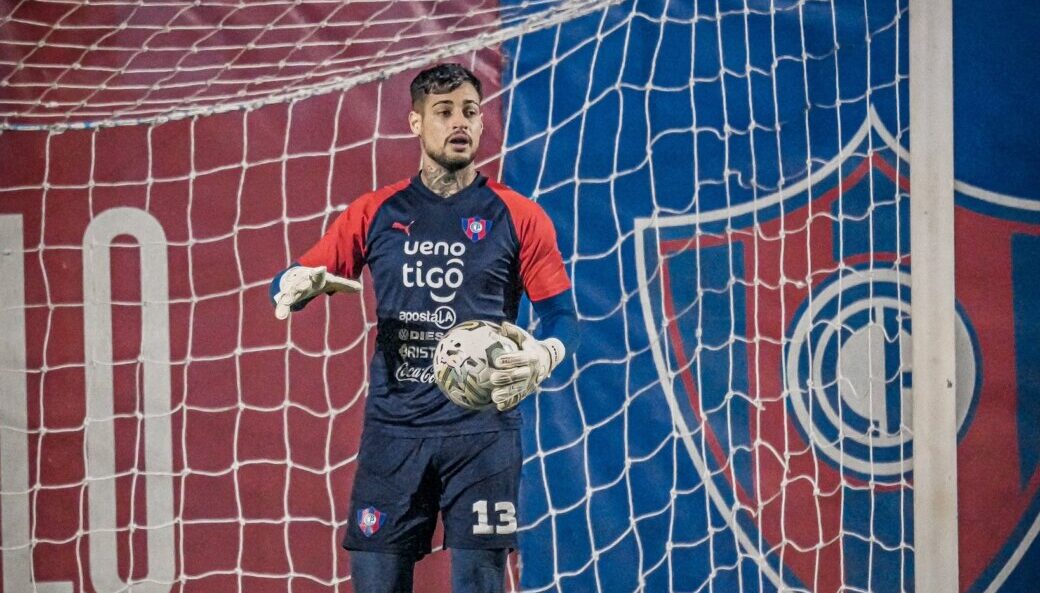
408,110,422,136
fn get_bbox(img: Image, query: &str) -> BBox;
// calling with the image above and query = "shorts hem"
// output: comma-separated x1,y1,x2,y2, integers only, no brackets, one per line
364,423,520,438
342,541,431,559
442,539,518,551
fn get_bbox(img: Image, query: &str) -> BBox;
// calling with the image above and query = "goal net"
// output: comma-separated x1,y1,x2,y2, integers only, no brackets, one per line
0,0,977,592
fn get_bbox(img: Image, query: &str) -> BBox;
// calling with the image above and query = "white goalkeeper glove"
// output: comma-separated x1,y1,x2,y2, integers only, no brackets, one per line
273,265,362,320
489,321,565,411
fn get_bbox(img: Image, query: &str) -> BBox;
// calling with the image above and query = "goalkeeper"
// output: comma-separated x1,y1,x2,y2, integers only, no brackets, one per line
269,63,578,593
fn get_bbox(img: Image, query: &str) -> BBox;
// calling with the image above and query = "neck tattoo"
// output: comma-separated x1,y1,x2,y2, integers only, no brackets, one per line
421,163,476,198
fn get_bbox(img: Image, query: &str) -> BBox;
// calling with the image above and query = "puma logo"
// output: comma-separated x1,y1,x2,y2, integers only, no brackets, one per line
392,220,415,236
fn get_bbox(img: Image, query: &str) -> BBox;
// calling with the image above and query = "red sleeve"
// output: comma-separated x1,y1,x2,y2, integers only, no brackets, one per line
297,179,408,278
490,181,571,302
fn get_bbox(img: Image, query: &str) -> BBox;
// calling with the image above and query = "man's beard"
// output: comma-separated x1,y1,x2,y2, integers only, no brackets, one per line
425,140,473,172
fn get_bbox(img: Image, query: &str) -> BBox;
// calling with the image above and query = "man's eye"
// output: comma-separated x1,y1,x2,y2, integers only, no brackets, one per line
465,109,478,118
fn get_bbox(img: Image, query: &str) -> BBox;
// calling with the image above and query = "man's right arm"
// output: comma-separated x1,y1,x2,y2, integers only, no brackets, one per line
269,200,370,319
270,179,409,319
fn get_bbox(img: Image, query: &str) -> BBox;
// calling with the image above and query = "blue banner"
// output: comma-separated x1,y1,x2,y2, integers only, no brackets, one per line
501,1,1040,591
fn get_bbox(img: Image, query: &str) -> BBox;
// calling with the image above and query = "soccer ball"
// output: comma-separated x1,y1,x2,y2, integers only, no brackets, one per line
433,320,519,410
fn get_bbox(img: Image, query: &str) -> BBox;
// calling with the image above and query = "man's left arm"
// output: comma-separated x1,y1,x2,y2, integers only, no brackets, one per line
489,192,577,410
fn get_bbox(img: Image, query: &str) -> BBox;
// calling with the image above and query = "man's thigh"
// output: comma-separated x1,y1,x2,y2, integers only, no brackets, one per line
438,430,522,551
343,430,440,556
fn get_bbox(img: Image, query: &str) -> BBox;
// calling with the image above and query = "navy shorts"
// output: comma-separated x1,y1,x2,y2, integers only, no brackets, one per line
342,429,521,557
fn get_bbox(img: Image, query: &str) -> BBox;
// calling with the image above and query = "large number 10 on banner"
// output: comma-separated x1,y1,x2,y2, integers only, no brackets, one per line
1,210,176,593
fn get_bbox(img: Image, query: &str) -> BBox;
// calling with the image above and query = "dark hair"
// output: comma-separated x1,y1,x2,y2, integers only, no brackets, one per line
410,63,483,108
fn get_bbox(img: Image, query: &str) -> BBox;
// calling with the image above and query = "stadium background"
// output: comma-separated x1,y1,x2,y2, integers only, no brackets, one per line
1,0,1038,592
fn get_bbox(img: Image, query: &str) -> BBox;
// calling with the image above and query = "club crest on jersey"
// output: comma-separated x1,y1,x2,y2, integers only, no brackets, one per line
461,217,491,242
357,507,386,537
634,114,1040,593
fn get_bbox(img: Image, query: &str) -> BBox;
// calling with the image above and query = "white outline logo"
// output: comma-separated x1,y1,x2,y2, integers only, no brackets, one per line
784,267,978,481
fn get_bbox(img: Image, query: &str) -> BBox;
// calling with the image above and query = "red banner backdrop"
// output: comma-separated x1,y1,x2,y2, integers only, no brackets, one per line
0,5,506,587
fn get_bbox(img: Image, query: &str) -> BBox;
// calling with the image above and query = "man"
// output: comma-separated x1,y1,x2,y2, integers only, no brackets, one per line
269,63,579,593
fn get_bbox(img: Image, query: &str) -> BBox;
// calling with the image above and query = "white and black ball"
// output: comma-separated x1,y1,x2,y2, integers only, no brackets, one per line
433,320,519,410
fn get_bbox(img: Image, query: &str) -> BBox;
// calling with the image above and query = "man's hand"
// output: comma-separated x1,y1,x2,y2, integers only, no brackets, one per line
489,321,565,411
273,265,361,320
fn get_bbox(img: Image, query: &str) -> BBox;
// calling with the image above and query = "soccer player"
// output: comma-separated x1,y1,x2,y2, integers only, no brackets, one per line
269,63,579,593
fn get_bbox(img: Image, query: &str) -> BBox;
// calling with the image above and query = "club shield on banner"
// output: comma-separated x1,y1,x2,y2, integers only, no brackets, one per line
635,113,1040,593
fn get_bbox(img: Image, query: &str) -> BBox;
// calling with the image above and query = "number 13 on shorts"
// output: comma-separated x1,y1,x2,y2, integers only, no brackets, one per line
472,500,517,535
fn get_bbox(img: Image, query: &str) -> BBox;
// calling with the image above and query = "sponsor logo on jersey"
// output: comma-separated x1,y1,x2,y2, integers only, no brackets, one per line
398,344,437,359
395,361,435,383
398,305,456,329
462,217,492,242
635,115,1040,593
392,220,415,236
357,507,387,537
402,240,466,303
397,329,445,342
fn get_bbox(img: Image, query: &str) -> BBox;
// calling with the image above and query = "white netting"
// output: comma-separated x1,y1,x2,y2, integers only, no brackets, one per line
0,1,919,592
0,0,610,128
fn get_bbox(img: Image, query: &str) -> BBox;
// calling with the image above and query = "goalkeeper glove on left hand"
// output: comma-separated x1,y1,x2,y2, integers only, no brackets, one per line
273,265,362,320
489,321,565,411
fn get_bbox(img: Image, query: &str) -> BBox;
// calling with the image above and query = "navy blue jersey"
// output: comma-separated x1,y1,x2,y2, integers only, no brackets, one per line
298,174,570,436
